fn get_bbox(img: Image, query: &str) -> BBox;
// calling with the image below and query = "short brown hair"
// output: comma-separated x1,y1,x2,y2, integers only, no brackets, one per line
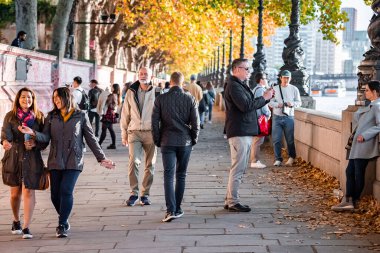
170,72,184,85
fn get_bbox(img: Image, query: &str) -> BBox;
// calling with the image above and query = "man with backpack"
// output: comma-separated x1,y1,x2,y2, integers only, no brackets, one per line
72,76,90,111
72,76,90,152
88,79,103,137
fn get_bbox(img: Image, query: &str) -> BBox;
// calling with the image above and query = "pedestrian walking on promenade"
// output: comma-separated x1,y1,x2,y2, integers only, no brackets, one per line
224,58,273,212
1,87,45,239
186,74,203,103
152,71,200,222
120,67,159,206
197,81,210,129
269,70,301,167
71,76,89,111
250,73,271,169
99,83,121,149
206,81,216,124
332,80,380,212
88,79,103,138
18,87,114,238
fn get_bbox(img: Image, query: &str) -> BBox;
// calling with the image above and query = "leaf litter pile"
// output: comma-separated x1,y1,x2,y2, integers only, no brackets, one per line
267,149,380,237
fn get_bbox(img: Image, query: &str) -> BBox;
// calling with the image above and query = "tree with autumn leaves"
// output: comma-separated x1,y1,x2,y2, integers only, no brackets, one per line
2,0,373,76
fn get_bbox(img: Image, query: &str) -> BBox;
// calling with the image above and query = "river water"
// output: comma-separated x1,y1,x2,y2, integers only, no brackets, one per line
311,91,357,117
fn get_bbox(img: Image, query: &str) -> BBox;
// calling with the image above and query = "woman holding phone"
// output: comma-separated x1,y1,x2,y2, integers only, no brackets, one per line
1,87,45,239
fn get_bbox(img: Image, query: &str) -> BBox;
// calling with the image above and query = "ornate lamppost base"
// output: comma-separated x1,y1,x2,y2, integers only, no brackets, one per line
357,59,380,106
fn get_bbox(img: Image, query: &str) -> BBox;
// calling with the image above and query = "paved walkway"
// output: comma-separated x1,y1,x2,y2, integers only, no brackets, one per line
0,109,379,253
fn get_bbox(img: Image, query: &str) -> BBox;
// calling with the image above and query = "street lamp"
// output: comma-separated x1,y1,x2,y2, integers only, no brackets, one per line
240,16,245,59
249,0,267,89
67,13,117,59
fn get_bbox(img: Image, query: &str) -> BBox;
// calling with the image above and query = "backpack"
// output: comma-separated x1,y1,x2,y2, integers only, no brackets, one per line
78,89,90,110
89,87,102,109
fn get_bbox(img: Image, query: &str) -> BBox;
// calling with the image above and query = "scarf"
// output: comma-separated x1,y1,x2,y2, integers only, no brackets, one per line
61,109,75,123
17,108,35,127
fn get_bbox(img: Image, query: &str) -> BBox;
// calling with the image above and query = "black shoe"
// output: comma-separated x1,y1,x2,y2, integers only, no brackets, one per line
63,221,70,231
200,124,204,129
140,196,151,206
175,209,184,218
228,203,251,212
224,204,249,210
107,144,116,149
11,221,22,235
56,224,68,238
162,212,176,222
22,228,33,239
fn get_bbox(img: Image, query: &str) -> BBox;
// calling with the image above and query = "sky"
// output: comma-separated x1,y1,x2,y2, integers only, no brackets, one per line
341,0,375,30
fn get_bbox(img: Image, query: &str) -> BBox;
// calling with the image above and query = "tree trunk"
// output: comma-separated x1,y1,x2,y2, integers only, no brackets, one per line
15,0,38,50
77,0,91,60
50,0,75,58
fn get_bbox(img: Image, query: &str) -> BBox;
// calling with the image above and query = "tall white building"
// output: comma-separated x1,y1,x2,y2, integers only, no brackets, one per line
264,21,347,75
264,22,317,74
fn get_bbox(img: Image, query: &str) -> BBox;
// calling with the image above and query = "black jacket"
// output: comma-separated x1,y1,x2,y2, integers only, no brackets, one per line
224,76,268,138
88,86,103,109
152,86,200,147
1,111,45,189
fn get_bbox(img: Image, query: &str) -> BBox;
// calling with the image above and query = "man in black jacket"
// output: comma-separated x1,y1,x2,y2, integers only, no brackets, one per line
152,71,200,222
224,59,274,212
88,79,103,137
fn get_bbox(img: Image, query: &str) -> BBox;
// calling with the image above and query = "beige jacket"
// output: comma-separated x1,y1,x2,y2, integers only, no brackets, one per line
120,81,158,143
187,82,203,103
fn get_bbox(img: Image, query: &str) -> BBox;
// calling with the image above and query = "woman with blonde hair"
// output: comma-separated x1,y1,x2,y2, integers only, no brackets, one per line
1,87,45,239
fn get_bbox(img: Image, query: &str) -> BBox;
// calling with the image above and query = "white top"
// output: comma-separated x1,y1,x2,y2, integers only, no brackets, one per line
72,87,84,105
269,84,301,116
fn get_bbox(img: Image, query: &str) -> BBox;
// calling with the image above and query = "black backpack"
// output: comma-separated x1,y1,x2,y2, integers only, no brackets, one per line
89,87,102,109
78,89,90,110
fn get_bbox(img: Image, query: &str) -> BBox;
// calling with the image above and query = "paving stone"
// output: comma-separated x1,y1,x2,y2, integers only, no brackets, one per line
0,109,378,252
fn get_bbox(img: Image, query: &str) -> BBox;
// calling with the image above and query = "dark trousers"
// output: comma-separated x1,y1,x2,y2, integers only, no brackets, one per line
346,159,369,203
161,145,192,213
88,111,100,137
50,169,81,225
99,122,116,146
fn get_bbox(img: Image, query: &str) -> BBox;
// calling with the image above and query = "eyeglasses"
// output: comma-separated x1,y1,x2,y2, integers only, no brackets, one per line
238,67,249,71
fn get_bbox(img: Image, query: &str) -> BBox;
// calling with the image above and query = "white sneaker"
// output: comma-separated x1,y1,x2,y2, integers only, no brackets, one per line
250,161,266,168
285,157,294,166
331,198,354,212
223,134,227,139
273,160,282,166
208,121,212,124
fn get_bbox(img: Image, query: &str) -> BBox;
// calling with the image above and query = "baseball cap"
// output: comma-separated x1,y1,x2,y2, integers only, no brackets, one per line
190,74,196,81
281,70,291,77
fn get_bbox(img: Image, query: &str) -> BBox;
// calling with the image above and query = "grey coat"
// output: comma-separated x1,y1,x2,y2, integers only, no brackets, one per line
349,98,380,159
35,110,106,171
1,111,45,189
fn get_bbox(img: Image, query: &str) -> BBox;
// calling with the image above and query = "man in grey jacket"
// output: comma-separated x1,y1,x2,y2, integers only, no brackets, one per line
120,67,157,206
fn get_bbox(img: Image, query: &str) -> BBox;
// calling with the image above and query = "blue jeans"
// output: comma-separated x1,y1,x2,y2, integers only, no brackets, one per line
50,169,81,225
161,146,192,213
346,159,369,203
208,102,213,121
272,115,296,161
225,136,252,206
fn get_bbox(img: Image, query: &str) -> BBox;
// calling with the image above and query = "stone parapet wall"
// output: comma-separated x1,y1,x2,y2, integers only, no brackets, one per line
294,108,342,179
295,107,379,201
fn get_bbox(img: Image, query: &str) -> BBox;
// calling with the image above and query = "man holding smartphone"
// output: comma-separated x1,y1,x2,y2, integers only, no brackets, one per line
224,58,274,212
269,70,301,167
